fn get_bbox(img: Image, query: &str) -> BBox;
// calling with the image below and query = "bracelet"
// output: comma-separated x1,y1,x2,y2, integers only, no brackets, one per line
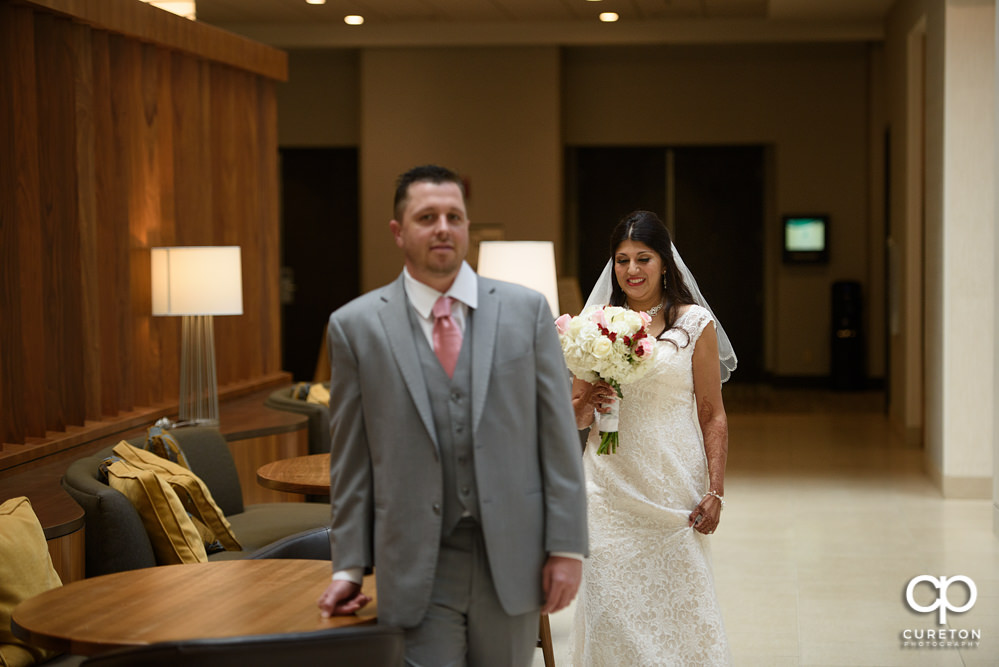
704,490,725,508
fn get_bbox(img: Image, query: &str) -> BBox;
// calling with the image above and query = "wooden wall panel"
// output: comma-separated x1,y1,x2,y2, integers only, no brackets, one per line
72,21,102,424
257,80,282,374
0,4,28,444
91,30,126,419
2,5,47,443
36,12,83,432
0,2,288,466
109,35,141,414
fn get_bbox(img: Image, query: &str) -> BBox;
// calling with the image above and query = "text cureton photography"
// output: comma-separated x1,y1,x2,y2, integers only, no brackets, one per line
900,575,982,650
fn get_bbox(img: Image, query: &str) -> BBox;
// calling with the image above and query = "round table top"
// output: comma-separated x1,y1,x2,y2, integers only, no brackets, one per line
257,453,331,495
12,559,375,656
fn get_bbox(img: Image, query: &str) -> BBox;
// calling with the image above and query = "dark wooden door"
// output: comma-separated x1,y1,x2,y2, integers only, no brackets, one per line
570,145,765,382
279,148,359,381
672,146,765,382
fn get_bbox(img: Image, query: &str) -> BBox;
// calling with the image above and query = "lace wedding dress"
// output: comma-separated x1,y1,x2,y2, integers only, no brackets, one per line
568,305,731,666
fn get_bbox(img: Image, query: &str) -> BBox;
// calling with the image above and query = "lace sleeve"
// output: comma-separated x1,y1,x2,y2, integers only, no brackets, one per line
680,305,715,347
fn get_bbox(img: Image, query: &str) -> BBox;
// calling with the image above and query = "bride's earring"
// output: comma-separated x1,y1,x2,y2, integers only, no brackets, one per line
663,273,668,290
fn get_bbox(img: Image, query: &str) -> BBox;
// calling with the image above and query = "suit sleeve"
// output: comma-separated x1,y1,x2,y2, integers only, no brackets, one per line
326,313,374,572
532,297,589,557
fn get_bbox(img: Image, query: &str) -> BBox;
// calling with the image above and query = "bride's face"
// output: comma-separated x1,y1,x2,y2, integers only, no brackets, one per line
614,240,665,307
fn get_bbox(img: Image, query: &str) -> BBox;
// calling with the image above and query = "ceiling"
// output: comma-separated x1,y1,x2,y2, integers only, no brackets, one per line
192,0,897,49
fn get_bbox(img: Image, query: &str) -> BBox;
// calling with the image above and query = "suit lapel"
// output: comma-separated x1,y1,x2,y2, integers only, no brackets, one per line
471,280,499,434
379,275,439,451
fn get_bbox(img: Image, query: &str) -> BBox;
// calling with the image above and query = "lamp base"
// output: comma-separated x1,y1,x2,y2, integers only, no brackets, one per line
179,315,220,427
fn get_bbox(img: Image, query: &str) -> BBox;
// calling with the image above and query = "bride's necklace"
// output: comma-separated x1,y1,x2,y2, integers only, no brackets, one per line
628,300,664,316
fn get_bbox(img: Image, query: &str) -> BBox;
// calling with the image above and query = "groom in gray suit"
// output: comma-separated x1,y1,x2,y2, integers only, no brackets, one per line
317,165,588,666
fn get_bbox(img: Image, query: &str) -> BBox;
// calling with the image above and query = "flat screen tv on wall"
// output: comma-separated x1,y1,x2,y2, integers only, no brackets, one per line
782,214,829,264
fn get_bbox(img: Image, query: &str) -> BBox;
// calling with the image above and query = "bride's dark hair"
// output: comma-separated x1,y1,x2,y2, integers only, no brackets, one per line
608,210,695,337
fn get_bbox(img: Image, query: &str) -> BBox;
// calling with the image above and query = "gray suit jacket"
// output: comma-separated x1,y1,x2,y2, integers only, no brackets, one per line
326,273,588,628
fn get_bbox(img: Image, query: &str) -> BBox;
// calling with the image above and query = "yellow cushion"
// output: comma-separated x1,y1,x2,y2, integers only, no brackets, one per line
111,442,241,552
0,497,62,667
306,383,329,406
106,460,208,564
144,426,191,469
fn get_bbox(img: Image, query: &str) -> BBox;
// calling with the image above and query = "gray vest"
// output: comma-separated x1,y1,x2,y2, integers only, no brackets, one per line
407,304,480,536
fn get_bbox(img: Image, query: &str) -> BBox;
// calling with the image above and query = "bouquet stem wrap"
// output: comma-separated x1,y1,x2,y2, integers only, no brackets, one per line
596,384,622,455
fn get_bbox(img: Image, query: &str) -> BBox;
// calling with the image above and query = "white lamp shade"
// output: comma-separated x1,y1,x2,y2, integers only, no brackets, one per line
476,241,559,318
151,246,243,316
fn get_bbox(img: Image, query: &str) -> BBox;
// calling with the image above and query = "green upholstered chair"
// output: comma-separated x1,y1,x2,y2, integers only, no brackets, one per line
264,383,330,456
61,427,330,578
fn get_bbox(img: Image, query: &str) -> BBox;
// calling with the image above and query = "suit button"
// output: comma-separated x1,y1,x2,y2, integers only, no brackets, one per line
460,486,470,496
432,503,441,515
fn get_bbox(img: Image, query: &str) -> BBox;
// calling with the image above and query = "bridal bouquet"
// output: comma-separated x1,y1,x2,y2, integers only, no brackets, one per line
555,305,656,454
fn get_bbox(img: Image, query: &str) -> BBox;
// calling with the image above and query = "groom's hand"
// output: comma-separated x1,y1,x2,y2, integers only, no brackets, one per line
541,555,582,614
318,580,371,617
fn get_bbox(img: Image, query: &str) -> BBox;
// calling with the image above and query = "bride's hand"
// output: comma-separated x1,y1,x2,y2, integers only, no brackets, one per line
571,379,616,429
688,494,723,534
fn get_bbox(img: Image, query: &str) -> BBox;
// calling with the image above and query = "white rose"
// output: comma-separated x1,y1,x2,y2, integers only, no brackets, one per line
589,336,613,358
610,310,643,334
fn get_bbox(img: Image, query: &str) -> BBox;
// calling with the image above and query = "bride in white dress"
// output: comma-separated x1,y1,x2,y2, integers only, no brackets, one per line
567,210,737,666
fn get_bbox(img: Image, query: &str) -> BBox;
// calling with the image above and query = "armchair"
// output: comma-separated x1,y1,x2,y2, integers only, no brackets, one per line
61,427,330,577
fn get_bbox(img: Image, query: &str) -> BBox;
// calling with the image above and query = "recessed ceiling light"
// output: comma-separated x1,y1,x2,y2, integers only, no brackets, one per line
305,0,325,5
344,15,364,25
599,12,619,22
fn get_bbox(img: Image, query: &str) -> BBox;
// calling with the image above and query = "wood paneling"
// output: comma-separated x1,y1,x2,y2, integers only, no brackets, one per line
0,2,288,468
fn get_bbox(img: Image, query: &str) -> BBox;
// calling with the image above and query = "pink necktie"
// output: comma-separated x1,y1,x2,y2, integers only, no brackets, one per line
432,296,462,378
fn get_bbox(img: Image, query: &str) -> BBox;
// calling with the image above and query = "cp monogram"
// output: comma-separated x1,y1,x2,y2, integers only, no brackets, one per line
905,575,977,624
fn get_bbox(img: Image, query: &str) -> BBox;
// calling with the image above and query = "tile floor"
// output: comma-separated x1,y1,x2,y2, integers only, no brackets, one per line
534,395,998,666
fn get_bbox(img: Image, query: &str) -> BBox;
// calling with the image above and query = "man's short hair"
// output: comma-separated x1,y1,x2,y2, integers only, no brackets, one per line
393,165,465,220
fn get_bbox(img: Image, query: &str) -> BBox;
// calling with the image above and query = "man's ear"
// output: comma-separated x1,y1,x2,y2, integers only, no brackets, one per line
389,219,403,248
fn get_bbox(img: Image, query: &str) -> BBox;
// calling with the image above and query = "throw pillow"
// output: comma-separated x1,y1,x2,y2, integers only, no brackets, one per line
0,497,62,667
111,442,241,552
306,383,329,406
106,460,208,564
144,426,190,469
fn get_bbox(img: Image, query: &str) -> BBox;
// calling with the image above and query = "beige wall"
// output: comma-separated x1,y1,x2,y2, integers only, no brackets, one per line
277,49,359,147
358,47,563,292
886,0,995,498
276,42,883,379
563,44,877,378
939,0,994,495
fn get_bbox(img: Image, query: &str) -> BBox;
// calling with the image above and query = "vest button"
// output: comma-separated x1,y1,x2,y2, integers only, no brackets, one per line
460,486,470,496
432,503,441,515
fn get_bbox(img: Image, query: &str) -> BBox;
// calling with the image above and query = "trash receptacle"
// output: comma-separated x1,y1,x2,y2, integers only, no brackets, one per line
830,281,865,390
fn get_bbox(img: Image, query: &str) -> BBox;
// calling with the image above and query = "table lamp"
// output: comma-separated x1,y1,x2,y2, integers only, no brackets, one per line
151,246,243,426
476,241,559,318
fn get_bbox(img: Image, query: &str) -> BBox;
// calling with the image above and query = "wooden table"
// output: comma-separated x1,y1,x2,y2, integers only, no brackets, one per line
12,559,375,656
257,453,331,495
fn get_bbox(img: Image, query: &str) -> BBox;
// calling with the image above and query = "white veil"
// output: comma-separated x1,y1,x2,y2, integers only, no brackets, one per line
583,243,738,383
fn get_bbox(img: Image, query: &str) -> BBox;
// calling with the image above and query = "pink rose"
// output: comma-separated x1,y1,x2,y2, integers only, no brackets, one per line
635,337,655,358
555,314,572,335
590,308,608,329
639,311,652,326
